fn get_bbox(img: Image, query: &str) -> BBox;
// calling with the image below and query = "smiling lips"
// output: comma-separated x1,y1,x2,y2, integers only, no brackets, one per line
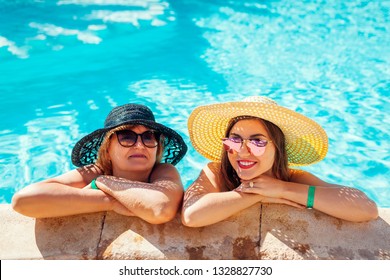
237,160,257,169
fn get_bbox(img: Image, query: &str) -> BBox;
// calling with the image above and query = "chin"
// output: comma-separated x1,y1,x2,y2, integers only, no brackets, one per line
240,176,256,181
236,168,265,181
236,172,256,181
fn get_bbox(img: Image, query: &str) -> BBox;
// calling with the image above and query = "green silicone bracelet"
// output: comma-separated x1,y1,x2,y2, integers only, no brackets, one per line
91,179,99,190
307,186,316,209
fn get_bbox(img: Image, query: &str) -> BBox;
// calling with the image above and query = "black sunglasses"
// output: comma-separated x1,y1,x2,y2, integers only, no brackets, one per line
115,130,160,148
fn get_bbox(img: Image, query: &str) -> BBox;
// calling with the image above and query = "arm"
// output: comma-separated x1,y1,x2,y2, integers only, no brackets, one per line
181,162,302,227
94,163,183,224
11,164,120,218
240,170,378,222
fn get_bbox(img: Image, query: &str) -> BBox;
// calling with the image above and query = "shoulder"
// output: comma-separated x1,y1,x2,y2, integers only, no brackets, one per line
150,163,181,182
193,161,223,191
152,163,178,173
288,168,315,182
288,168,305,180
288,168,332,187
205,161,221,173
45,164,103,188
76,164,104,176
201,162,221,180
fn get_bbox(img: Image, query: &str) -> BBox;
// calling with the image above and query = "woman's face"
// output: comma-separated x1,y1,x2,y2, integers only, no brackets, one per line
227,119,275,180
108,125,158,177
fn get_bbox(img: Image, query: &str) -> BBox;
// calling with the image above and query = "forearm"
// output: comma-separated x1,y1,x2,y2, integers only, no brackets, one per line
182,191,260,227
95,176,182,224
12,183,113,218
283,182,378,222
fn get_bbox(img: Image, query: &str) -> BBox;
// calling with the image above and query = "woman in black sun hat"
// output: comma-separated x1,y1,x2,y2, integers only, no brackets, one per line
12,103,187,224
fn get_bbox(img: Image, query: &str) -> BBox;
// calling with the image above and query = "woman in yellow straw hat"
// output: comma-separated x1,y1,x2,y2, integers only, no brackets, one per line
182,96,378,227
12,103,187,224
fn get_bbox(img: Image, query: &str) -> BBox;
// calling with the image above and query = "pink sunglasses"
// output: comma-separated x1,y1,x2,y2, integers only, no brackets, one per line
222,137,272,156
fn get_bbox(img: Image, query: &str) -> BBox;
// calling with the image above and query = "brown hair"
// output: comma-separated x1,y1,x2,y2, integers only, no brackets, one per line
220,116,289,190
95,124,164,175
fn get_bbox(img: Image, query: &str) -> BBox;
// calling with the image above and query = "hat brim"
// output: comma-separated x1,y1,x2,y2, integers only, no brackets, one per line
71,119,187,167
188,101,328,166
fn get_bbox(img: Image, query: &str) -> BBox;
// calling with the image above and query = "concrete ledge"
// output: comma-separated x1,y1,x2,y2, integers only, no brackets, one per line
0,204,389,260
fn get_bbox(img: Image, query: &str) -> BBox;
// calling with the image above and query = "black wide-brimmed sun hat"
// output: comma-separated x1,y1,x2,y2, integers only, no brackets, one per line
71,104,187,166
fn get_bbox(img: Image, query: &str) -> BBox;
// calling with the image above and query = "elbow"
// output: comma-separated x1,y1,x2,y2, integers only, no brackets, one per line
11,186,45,218
181,214,194,227
347,202,379,223
11,192,22,213
359,200,379,222
181,208,203,228
362,203,379,222
147,203,179,225
11,191,32,217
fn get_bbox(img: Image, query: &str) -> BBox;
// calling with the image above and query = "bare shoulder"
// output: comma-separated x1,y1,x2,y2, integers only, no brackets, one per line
76,164,104,178
153,162,177,171
204,162,223,189
150,163,183,187
289,168,336,187
45,164,103,188
186,161,222,194
151,163,179,178
205,161,221,174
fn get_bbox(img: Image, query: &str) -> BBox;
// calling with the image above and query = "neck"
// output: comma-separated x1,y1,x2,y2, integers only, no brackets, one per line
112,169,152,183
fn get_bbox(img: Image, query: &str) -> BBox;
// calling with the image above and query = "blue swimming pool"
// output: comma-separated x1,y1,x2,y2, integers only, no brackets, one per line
0,0,389,206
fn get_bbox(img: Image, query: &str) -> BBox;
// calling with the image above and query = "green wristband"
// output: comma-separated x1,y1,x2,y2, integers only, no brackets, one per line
90,178,99,190
307,186,316,209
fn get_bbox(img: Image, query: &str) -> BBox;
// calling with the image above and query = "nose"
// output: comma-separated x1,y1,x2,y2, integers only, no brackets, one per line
238,140,251,155
134,135,145,148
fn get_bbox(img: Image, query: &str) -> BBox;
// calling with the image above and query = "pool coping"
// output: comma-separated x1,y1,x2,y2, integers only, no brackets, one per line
0,204,389,260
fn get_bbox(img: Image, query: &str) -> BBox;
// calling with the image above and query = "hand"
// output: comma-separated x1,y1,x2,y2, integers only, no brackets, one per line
111,198,135,216
236,177,305,209
239,175,286,198
83,182,134,216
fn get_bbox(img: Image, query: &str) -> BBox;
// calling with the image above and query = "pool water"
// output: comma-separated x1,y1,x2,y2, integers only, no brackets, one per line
0,0,389,206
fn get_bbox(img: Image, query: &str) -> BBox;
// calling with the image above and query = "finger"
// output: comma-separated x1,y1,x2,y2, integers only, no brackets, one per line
234,183,246,191
240,180,254,185
239,188,259,194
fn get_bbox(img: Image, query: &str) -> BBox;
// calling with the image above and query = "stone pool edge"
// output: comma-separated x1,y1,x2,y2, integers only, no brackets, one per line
0,204,389,260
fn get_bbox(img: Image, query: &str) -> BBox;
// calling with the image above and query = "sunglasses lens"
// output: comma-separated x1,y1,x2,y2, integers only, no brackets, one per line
116,130,138,147
141,131,158,148
117,130,159,148
222,138,242,153
250,139,268,147
246,142,266,156
222,138,268,156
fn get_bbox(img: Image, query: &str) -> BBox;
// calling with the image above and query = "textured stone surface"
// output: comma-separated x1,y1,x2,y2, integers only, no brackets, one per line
0,206,104,260
1,204,389,260
98,204,261,259
260,205,390,260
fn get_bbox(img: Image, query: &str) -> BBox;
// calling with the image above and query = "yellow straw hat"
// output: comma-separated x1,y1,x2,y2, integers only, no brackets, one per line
188,96,328,166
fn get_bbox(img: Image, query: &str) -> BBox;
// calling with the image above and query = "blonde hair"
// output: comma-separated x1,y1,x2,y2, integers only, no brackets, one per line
95,124,164,175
